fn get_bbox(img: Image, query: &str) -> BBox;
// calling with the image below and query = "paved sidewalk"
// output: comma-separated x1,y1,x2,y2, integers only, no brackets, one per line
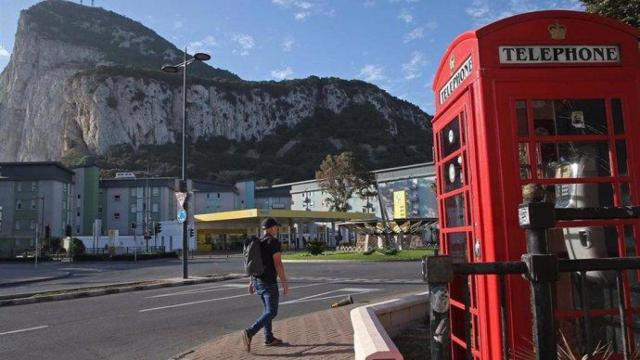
181,305,357,360
0,267,71,287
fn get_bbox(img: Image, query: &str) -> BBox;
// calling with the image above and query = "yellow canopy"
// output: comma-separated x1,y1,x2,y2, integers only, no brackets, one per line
195,208,376,224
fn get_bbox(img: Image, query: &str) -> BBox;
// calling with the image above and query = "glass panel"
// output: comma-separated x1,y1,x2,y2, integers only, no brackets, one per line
612,98,624,134
519,143,531,179
440,117,461,158
445,194,467,227
516,100,528,136
447,232,467,263
523,183,614,208
621,183,632,206
616,140,628,176
537,141,610,178
443,155,465,192
533,99,607,136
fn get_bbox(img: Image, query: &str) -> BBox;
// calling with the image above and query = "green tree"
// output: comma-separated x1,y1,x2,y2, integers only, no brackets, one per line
316,152,375,212
581,0,640,28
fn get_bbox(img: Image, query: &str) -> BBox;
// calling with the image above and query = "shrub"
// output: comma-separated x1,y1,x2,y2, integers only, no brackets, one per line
305,241,325,256
362,248,375,255
69,238,86,256
376,248,398,256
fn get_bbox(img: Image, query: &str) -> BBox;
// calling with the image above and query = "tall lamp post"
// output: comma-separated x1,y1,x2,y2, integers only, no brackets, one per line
161,48,210,279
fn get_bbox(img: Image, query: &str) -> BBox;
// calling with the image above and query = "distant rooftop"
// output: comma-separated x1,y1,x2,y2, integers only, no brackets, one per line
0,162,75,183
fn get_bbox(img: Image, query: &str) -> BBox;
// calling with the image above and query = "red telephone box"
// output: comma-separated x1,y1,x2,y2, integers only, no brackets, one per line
432,10,640,359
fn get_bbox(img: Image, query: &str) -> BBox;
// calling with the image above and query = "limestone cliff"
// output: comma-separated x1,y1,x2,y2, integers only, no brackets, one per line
0,0,431,169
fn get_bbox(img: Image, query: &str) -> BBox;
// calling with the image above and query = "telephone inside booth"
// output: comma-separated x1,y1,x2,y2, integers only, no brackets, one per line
519,98,635,352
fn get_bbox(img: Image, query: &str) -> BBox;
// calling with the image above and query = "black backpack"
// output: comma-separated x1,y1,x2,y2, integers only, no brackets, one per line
243,236,264,276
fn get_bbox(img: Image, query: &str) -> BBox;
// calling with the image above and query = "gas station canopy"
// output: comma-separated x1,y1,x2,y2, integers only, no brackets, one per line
195,208,376,230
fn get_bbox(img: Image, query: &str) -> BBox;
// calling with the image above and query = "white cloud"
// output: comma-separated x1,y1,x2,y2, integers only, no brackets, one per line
0,45,9,57
282,37,295,52
398,10,413,23
402,51,428,80
295,11,311,20
188,35,217,53
358,64,384,82
173,20,183,29
271,67,294,80
403,27,424,43
232,33,255,56
465,0,584,26
272,0,334,20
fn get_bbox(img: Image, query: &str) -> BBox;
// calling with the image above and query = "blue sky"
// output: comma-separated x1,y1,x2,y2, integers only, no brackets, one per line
0,0,584,114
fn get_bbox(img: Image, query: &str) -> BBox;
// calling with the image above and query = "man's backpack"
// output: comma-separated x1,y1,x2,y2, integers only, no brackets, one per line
243,236,264,276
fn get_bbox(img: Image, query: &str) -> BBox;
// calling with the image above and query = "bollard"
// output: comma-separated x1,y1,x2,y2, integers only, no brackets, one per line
425,256,453,359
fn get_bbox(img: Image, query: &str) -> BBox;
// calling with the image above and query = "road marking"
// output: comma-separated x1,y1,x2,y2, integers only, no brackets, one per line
59,267,102,272
280,287,379,305
289,276,422,284
0,325,49,336
139,283,326,312
145,284,247,299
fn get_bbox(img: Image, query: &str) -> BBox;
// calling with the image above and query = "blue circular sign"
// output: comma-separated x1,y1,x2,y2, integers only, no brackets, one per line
177,209,187,223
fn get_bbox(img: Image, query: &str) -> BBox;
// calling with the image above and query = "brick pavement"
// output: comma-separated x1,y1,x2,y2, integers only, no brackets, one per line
181,304,357,360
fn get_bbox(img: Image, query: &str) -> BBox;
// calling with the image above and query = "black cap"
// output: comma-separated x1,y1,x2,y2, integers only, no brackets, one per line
261,217,281,229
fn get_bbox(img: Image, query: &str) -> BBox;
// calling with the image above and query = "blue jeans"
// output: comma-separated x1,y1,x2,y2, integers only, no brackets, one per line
246,279,279,343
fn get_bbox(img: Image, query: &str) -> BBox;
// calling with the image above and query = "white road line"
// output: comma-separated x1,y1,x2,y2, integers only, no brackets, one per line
0,325,49,336
145,284,247,299
280,288,379,305
139,283,326,313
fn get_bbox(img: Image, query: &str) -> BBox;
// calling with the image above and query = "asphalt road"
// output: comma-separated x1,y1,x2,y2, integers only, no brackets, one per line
0,259,426,360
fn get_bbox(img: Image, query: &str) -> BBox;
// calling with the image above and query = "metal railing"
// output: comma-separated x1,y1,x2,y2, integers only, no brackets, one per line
423,203,640,360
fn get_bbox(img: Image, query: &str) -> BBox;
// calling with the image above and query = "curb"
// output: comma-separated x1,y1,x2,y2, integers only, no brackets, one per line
0,273,245,307
0,271,72,288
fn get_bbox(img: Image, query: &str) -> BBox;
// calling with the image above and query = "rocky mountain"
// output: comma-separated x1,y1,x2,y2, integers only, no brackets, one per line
0,0,433,183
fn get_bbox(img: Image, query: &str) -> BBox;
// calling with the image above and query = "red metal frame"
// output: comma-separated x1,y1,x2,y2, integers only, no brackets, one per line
432,10,640,359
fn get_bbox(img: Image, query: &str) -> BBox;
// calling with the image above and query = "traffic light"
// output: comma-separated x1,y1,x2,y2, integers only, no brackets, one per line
131,222,137,229
44,225,51,239
154,223,162,234
189,228,194,238
65,224,72,237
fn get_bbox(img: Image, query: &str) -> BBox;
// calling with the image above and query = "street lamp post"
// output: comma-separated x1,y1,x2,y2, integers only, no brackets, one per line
162,47,210,279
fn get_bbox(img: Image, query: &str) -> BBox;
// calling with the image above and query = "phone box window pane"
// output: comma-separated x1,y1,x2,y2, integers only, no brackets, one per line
516,100,528,136
621,183,632,206
445,194,467,227
440,117,461,158
519,143,531,179
447,232,467,263
533,99,607,136
443,155,465,192
612,98,624,134
538,142,610,178
616,140,628,176
525,183,614,209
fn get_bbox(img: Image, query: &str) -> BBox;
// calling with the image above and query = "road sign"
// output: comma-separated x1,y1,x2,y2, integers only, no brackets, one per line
177,209,187,223
175,192,187,208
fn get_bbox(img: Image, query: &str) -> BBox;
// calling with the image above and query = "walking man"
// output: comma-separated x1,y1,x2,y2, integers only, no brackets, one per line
242,217,289,352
